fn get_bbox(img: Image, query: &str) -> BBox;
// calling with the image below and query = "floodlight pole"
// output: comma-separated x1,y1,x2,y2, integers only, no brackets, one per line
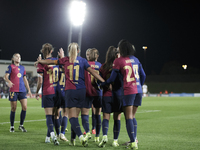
142,46,147,72
67,23,72,54
78,25,83,56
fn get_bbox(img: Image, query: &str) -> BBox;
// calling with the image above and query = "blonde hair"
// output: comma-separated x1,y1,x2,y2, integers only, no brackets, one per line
86,48,91,54
68,43,79,63
88,48,97,61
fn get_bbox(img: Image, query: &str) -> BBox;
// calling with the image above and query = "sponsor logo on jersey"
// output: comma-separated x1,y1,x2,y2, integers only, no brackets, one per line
17,73,22,78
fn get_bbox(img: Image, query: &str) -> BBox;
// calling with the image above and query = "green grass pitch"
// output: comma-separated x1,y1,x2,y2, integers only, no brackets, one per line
0,97,200,150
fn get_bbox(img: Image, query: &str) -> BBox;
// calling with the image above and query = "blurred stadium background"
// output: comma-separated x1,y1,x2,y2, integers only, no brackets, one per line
1,59,199,99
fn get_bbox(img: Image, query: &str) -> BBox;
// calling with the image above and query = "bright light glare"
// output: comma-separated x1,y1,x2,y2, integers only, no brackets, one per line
69,1,86,26
182,65,187,70
142,46,147,50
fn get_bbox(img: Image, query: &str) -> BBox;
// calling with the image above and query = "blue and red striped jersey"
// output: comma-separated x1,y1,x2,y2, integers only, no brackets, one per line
85,61,102,97
37,57,59,95
57,56,90,90
113,56,138,95
5,64,26,92
129,55,146,93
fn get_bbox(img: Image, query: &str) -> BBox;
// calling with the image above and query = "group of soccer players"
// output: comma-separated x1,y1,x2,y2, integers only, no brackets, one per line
4,39,146,150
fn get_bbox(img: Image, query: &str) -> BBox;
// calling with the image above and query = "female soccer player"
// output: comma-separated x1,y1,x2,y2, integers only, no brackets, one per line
84,48,96,135
98,46,123,147
4,53,32,133
34,43,105,147
83,48,102,142
35,43,60,145
124,45,146,146
101,40,139,149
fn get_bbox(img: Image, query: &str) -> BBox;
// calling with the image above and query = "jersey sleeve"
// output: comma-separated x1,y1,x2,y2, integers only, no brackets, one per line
23,67,26,76
83,58,90,70
5,65,12,74
139,63,146,86
37,63,44,74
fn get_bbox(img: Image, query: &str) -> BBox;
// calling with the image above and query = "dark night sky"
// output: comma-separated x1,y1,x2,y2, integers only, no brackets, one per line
0,0,199,75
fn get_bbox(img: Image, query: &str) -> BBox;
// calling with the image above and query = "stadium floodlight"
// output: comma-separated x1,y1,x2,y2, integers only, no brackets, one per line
69,1,86,26
68,1,86,56
142,46,147,72
182,65,187,70
142,46,147,50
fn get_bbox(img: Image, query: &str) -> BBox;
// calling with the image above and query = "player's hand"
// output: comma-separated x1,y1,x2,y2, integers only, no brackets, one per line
34,61,39,67
28,91,32,98
37,54,42,61
7,81,14,88
58,48,64,58
35,93,40,100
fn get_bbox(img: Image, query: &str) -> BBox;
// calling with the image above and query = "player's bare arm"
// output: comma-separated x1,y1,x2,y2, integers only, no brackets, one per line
35,74,43,100
87,67,105,83
23,76,32,98
4,73,14,88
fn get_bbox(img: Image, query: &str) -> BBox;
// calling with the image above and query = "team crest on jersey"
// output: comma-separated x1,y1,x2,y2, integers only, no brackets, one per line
10,92,14,99
18,68,20,71
17,73,22,78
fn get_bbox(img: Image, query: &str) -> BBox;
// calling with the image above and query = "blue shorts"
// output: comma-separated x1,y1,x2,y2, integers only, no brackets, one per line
42,94,56,108
54,89,65,108
65,89,86,108
134,93,143,106
123,94,136,107
113,93,123,112
92,96,102,108
9,92,27,101
83,97,93,108
102,96,113,113
83,96,102,108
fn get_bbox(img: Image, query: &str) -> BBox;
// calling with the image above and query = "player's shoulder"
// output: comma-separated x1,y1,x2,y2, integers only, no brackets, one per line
96,61,102,65
59,56,69,62
77,56,86,61
114,57,126,64
130,55,140,63
19,65,25,68
9,64,14,68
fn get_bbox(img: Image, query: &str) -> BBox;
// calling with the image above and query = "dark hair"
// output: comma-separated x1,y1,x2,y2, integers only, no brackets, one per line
102,46,118,72
118,39,136,57
40,43,54,59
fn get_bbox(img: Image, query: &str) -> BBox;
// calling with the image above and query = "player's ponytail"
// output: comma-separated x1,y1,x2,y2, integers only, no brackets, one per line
40,43,54,59
103,46,117,71
68,43,79,63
